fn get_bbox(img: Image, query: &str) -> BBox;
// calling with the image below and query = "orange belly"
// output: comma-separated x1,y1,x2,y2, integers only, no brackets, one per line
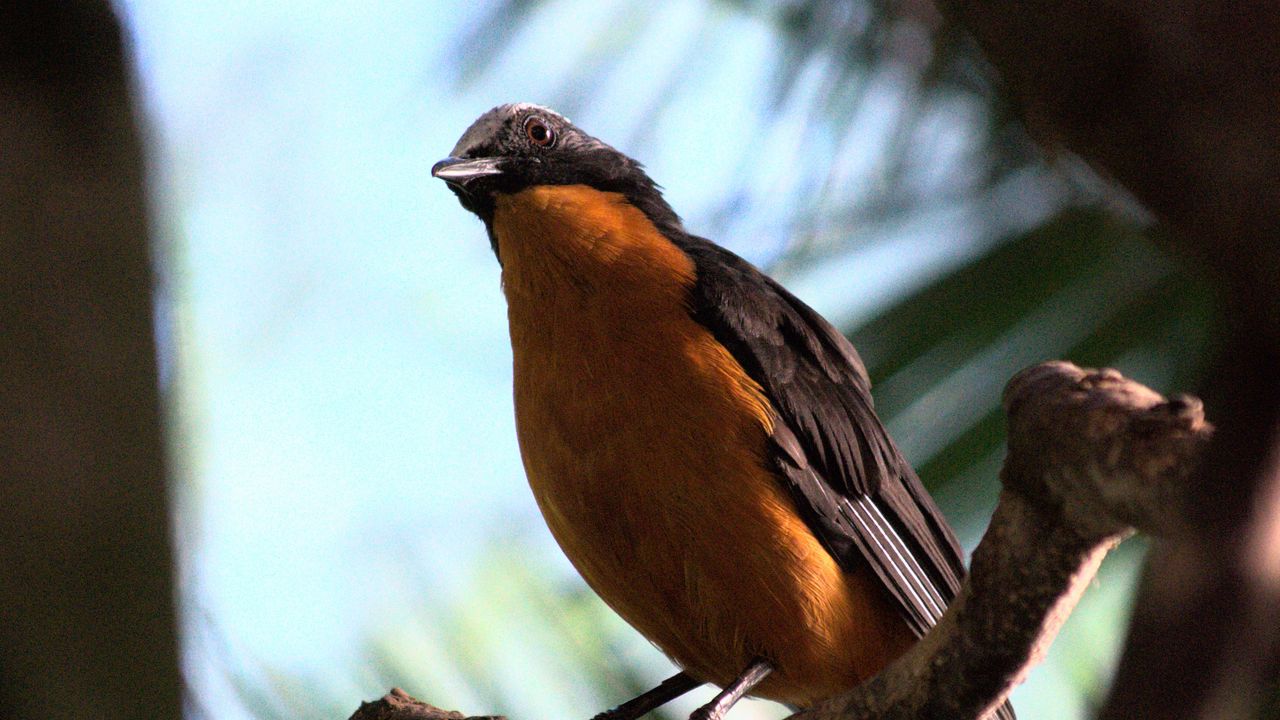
494,185,914,706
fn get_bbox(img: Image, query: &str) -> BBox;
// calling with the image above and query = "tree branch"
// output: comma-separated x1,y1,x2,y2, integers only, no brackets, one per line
942,3,1280,717
793,362,1210,720
350,689,504,720
350,361,1212,720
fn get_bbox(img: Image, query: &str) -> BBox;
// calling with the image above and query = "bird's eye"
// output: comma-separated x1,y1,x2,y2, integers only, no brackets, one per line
524,116,555,147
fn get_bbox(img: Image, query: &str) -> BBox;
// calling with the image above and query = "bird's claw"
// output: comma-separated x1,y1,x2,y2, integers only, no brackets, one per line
687,704,722,720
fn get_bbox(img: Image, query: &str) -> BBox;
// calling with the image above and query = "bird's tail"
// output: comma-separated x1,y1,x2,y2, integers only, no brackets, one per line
993,699,1017,720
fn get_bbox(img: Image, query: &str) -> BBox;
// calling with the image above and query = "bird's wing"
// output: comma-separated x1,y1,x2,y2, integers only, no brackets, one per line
678,237,965,637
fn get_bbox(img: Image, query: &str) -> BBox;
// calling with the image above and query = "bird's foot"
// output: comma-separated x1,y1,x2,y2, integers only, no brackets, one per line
588,672,702,720
687,702,726,720
686,658,772,720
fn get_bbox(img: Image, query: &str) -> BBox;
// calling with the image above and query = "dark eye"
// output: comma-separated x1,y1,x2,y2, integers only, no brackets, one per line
524,116,555,147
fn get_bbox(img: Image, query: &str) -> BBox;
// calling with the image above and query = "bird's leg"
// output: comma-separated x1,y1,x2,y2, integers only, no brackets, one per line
591,671,703,720
688,658,773,720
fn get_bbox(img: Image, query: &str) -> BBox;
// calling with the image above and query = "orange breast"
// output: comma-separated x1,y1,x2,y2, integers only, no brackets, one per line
494,185,913,706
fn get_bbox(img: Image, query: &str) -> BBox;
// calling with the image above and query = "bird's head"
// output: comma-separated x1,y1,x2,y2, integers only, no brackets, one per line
432,103,681,253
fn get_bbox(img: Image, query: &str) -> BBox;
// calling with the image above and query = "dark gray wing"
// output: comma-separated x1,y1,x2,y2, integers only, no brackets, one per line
675,235,966,636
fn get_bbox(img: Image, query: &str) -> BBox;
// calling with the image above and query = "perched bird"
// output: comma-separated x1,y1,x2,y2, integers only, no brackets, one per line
432,104,1013,720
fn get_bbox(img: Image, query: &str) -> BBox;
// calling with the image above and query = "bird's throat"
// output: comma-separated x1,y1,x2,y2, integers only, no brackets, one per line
492,184,695,302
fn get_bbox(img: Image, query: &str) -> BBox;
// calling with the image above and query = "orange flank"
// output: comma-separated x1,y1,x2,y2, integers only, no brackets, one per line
493,185,914,706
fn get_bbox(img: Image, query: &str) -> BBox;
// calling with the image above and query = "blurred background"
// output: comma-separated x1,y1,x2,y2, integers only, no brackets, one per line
113,1,1215,718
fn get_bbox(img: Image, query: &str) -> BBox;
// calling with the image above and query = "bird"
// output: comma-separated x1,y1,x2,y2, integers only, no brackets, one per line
432,103,1014,720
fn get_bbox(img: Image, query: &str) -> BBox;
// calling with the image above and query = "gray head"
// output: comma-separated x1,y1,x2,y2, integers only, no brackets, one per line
432,103,681,243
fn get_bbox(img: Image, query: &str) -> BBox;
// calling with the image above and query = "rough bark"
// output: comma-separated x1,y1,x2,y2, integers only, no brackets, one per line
0,4,181,718
944,3,1280,718
350,689,504,720
350,361,1213,720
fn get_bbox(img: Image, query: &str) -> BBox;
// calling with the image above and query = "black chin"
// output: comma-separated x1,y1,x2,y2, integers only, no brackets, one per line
446,181,495,223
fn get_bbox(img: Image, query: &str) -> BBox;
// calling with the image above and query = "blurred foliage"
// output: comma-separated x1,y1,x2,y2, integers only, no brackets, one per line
223,538,710,720
863,209,1213,491
357,545,695,720
234,0,1217,717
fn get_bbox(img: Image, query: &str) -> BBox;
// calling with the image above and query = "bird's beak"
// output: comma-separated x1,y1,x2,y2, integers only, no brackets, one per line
431,156,503,185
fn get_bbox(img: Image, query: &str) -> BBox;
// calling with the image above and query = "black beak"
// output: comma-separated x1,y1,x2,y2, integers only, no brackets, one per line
431,156,503,185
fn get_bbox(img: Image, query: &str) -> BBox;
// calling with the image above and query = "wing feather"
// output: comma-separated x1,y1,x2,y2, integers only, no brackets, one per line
676,235,1015,720
676,235,965,633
